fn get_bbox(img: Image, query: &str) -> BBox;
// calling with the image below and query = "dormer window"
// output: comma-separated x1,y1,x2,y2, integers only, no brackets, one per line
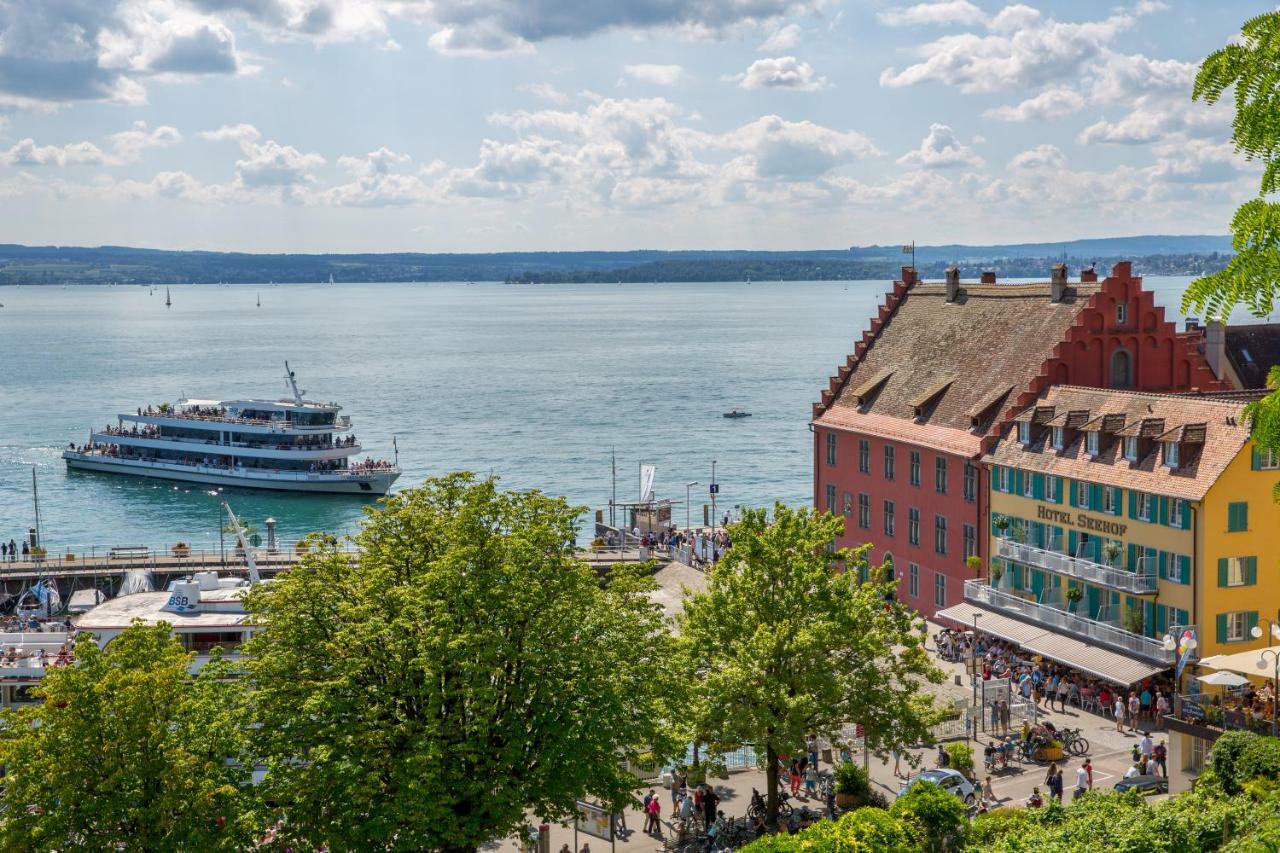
1051,426,1064,450
1018,422,1031,444
1124,437,1139,462
1086,431,1099,456
1165,441,1180,468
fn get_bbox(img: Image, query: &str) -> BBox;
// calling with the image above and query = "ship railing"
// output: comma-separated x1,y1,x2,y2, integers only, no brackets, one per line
97,429,361,453
65,450,397,478
0,543,362,574
126,411,351,431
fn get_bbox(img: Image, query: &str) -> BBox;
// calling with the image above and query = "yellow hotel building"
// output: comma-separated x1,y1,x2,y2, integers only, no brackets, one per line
938,385,1280,690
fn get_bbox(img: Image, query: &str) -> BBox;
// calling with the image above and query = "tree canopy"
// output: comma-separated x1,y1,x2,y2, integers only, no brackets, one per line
678,503,943,825
0,624,253,852
243,473,679,852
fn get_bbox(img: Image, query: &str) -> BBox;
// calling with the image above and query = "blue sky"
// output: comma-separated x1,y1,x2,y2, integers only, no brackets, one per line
0,0,1268,252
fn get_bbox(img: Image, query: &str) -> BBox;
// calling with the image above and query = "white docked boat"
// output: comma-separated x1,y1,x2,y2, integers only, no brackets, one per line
63,363,400,495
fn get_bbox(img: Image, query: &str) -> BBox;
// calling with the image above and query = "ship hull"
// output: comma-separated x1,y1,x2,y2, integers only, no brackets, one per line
63,453,398,495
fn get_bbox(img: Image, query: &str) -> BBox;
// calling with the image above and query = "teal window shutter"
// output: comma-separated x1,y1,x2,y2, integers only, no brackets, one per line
1128,489,1137,518
1127,543,1137,572
1254,446,1263,470
1180,555,1191,585
1219,557,1228,587
1247,557,1258,586
1032,473,1044,500
1158,497,1168,525
1089,483,1102,510
1182,503,1192,531
1055,477,1064,503
1248,611,1260,638
1068,530,1078,555
1068,481,1077,507
1217,613,1228,644
1158,551,1168,580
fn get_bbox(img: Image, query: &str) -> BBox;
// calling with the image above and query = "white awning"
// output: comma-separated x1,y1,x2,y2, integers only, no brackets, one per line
1200,648,1277,680
935,603,1168,686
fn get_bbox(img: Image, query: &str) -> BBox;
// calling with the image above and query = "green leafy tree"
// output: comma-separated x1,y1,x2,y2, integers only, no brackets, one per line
679,504,944,827
0,624,253,851
1183,12,1280,480
243,473,679,852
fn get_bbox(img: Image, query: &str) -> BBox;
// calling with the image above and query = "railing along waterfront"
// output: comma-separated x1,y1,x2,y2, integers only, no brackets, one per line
964,579,1175,664
996,539,1157,594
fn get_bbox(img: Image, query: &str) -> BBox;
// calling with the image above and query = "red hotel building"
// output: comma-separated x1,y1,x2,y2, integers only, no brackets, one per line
811,262,1229,619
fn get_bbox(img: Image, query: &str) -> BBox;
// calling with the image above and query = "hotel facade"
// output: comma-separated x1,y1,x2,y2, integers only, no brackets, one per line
812,262,1228,619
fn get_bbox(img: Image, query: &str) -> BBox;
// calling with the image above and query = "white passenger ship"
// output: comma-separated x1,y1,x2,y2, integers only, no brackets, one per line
63,363,400,494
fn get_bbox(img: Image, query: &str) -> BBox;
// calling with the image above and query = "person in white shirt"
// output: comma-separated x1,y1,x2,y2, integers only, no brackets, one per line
1124,762,1141,779
1139,732,1153,758
1114,697,1126,732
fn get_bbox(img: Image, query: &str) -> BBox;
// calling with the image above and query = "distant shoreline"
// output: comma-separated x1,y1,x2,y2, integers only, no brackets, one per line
0,236,1232,286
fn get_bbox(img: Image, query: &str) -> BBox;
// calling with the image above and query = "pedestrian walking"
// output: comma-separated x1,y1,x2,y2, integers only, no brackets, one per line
990,700,1000,733
1154,740,1168,778
1114,695,1126,732
642,789,656,834
1000,698,1011,735
1074,758,1092,800
646,795,661,836
1128,692,1141,732
702,787,718,829
1139,731,1153,759
892,748,903,778
1046,763,1063,803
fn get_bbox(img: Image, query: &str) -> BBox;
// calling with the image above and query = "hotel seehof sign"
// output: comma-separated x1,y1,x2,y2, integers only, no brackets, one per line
1035,504,1128,537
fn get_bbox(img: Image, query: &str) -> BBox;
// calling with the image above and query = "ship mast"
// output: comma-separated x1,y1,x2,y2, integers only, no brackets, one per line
222,502,260,584
283,361,305,405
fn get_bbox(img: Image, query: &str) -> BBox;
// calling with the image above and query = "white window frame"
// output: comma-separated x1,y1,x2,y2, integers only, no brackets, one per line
1018,422,1031,444
1137,492,1152,522
1260,448,1280,470
1124,436,1139,462
1103,486,1119,514
1076,480,1089,507
1051,426,1064,450
1226,557,1250,587
1086,431,1100,457
1227,612,1247,643
1023,471,1035,498
1170,499,1184,528
997,467,1009,492
1165,441,1179,468
1045,475,1059,501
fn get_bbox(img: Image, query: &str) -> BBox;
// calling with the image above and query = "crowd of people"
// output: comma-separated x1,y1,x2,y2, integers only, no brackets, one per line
1,539,27,562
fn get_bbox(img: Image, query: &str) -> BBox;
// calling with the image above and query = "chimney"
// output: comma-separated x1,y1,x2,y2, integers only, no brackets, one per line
901,266,917,286
945,267,960,302
1050,263,1067,303
1080,265,1098,283
1205,320,1227,380
1185,317,1202,333
980,271,997,284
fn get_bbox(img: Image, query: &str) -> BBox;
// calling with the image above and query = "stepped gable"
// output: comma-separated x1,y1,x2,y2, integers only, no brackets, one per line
814,261,1234,457
985,386,1266,501
1224,323,1280,389
813,267,1098,452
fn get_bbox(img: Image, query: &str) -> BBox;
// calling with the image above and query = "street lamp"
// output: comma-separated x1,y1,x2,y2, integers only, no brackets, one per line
685,481,700,531
1251,618,1280,647
971,612,983,740
1259,649,1280,738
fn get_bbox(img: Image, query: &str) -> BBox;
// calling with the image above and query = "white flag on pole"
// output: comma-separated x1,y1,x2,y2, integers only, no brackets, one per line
640,464,656,503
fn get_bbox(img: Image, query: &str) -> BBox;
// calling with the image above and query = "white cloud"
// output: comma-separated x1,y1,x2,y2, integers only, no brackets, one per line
880,8,1134,94
717,115,881,180
878,1,985,28
622,64,684,86
378,38,402,52
517,82,570,104
234,139,324,188
108,120,182,161
323,147,432,206
983,87,1085,122
758,23,801,51
731,56,828,91
897,123,982,169
1,138,108,166
1008,144,1067,171
198,123,263,144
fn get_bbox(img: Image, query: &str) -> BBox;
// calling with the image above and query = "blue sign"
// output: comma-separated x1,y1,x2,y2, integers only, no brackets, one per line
709,483,720,494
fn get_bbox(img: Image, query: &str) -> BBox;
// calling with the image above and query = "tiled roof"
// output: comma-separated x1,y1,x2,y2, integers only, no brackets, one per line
1225,323,1280,389
816,280,1099,443
984,386,1266,500
817,407,982,457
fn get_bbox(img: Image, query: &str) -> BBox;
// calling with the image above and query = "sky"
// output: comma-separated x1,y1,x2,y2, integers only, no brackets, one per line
0,0,1269,253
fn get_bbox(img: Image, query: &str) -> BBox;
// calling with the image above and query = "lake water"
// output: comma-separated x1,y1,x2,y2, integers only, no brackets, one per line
0,276,1233,550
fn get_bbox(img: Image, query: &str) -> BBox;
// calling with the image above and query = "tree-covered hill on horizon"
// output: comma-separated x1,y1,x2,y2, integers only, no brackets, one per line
0,234,1233,285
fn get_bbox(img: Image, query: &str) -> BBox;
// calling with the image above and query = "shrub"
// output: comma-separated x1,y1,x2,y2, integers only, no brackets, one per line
1210,730,1260,794
835,760,872,797
741,807,914,853
1238,735,1280,787
944,742,974,776
890,781,967,852
967,807,1032,846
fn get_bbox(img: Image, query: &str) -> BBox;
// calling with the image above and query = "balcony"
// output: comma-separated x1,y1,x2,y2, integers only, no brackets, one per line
996,539,1157,595
963,579,1175,664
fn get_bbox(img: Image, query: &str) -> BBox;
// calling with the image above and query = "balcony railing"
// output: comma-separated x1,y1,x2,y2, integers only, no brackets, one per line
996,539,1157,595
964,579,1175,664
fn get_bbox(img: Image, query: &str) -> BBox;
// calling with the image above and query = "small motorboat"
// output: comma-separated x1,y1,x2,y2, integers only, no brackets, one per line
723,409,752,419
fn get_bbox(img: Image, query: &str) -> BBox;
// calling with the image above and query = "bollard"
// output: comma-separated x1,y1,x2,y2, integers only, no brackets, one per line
265,518,277,553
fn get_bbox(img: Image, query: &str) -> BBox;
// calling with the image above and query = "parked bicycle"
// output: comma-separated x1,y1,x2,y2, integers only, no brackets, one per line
1059,727,1090,756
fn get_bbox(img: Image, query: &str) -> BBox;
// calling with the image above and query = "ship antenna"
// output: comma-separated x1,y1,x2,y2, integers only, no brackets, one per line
284,360,305,404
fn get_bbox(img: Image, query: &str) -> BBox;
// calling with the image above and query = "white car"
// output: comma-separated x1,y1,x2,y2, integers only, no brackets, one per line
898,768,978,805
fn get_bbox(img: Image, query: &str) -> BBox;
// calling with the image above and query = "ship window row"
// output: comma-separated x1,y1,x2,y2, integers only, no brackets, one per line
992,466,1190,530
823,433,976,502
